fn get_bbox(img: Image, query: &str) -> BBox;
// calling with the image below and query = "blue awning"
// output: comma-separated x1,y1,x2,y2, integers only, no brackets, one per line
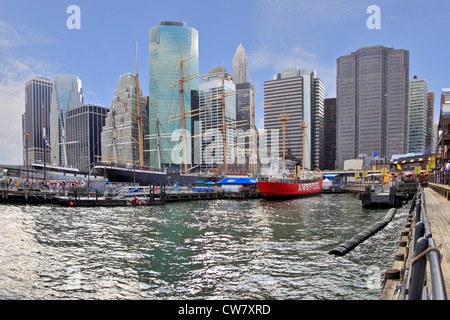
324,174,338,178
217,178,257,185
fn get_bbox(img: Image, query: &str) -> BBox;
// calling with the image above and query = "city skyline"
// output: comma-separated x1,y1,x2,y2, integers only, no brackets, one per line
1,0,450,164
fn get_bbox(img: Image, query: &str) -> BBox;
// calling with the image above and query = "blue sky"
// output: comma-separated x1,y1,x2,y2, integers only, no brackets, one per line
1,0,449,164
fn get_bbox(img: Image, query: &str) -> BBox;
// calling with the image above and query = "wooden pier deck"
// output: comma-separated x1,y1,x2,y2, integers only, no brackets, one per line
423,187,450,297
381,186,450,299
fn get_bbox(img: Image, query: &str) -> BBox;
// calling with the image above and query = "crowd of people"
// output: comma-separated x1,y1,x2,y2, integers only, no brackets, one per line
0,178,112,192
432,161,450,184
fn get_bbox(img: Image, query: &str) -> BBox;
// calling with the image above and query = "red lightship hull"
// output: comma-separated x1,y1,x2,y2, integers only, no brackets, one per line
257,178,323,198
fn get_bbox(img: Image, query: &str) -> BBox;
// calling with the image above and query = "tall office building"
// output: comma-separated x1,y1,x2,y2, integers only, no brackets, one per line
197,66,236,170
426,92,435,153
233,44,254,154
438,88,450,161
49,74,84,167
263,67,324,170
66,104,108,171
148,21,199,169
235,83,254,134
323,98,337,170
23,77,53,165
408,76,428,154
101,73,149,167
233,44,249,84
336,45,409,169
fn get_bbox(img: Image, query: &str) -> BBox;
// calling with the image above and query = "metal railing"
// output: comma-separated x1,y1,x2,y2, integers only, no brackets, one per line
405,187,447,300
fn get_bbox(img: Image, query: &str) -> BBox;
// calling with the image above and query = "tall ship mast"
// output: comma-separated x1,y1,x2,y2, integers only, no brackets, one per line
167,41,202,174
96,42,220,186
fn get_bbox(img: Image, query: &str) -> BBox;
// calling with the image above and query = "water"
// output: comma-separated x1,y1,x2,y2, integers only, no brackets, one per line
0,194,410,300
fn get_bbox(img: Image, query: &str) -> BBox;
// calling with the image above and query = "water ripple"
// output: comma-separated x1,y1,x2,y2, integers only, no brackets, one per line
0,194,408,299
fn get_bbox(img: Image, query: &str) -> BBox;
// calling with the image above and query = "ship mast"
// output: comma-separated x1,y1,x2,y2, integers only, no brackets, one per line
96,44,145,168
279,110,288,172
218,67,244,173
221,68,228,172
179,42,188,174
168,41,199,174
135,42,144,167
301,120,307,176
251,89,257,177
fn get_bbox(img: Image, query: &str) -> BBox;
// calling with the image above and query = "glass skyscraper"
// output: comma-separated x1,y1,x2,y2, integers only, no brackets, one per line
148,21,199,169
408,76,428,154
49,74,83,167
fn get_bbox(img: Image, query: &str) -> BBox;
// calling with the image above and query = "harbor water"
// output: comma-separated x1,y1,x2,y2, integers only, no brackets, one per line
0,194,410,300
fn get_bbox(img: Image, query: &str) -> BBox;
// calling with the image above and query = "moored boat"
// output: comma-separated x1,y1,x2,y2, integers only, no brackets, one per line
257,169,323,198
257,116,323,199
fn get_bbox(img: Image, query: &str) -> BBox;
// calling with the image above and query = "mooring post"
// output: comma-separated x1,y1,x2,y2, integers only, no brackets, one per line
414,197,422,223
408,237,429,300
412,221,425,254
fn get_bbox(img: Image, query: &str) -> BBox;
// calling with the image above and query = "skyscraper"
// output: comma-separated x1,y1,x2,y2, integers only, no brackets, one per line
233,44,254,156
49,74,83,167
66,104,108,170
336,45,409,169
323,98,337,170
197,66,236,170
438,88,450,161
148,21,199,170
408,76,428,154
232,44,249,84
101,73,149,168
263,67,324,170
426,92,435,153
23,77,53,165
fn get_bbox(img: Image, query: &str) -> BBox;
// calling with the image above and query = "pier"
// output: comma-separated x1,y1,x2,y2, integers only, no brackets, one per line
345,182,417,208
381,186,449,300
0,187,261,206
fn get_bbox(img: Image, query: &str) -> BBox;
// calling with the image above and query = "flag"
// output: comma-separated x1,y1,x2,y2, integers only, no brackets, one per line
373,151,378,157
397,164,402,170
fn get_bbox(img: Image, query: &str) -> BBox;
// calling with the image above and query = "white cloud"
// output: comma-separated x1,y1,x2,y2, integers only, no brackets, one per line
0,20,55,50
0,20,57,165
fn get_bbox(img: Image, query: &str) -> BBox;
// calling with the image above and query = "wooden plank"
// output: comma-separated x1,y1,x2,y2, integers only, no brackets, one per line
424,188,450,298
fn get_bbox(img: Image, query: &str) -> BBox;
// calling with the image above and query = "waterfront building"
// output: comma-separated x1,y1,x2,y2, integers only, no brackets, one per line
408,76,428,154
426,92,436,153
66,104,108,171
336,45,409,169
323,98,337,170
437,88,450,161
197,66,236,171
101,73,149,168
49,75,84,167
148,21,199,170
263,67,324,170
23,77,53,166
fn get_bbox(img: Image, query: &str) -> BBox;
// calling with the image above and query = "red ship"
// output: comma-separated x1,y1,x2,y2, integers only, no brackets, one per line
257,117,323,198
257,175,323,198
